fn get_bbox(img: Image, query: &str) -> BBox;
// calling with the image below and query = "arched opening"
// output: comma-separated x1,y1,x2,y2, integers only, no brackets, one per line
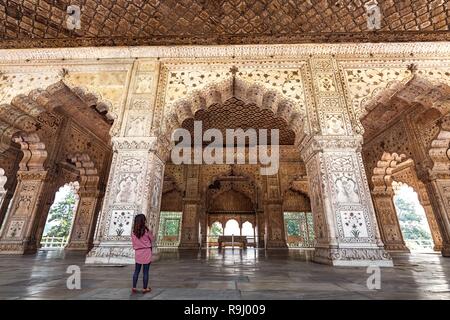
208,221,224,247
224,219,240,236
369,152,443,252
158,75,309,254
241,221,254,237
282,186,314,248
283,212,314,248
0,82,115,255
157,211,183,247
40,182,80,249
360,74,449,256
393,181,434,252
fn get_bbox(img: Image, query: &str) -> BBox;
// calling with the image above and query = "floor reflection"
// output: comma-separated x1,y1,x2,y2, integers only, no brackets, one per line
0,249,449,300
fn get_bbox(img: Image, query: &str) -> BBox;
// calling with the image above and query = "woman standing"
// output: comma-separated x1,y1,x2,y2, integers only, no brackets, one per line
131,214,153,294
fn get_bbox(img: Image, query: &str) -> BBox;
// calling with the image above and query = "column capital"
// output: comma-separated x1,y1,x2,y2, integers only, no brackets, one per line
300,135,363,163
17,170,48,180
111,136,158,152
371,186,395,197
111,136,171,162
78,188,101,198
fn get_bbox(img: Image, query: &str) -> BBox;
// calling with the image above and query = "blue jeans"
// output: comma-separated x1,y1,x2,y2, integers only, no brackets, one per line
132,263,150,289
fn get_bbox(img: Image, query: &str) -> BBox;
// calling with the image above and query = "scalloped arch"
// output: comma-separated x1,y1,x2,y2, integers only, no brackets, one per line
162,77,308,145
372,152,415,192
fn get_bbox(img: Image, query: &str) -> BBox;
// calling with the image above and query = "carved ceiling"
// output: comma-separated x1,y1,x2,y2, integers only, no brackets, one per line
0,0,449,49
181,97,296,145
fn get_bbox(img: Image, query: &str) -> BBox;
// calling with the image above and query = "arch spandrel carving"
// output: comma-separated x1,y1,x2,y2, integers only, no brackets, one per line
161,77,308,143
154,61,310,143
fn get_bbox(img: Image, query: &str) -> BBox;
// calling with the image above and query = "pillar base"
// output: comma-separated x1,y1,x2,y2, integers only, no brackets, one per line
385,243,410,253
441,244,450,257
266,240,288,249
313,246,393,267
0,241,36,254
85,244,135,265
65,242,89,252
179,243,200,249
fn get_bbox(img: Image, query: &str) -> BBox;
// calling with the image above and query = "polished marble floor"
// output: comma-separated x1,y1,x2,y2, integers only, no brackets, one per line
0,248,449,300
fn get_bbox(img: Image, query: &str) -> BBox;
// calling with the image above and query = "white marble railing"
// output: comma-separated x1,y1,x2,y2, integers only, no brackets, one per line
40,236,68,249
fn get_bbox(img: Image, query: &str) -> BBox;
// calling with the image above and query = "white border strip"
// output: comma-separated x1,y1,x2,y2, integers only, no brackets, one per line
0,42,449,62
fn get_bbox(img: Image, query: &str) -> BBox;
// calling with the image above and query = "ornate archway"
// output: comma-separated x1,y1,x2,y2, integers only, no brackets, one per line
0,81,114,254
371,152,443,252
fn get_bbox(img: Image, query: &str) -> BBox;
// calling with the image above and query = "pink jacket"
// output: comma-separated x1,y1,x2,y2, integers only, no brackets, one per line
131,230,153,264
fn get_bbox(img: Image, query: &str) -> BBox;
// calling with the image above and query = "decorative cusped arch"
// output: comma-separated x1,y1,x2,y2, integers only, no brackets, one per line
162,77,309,145
372,152,410,192
0,80,115,254
371,152,443,252
67,153,100,190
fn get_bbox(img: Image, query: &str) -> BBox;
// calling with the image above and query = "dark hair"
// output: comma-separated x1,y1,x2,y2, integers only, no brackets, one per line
133,214,149,239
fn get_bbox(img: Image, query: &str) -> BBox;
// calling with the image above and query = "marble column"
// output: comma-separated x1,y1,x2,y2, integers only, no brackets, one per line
301,136,393,266
423,179,450,257
423,133,450,257
256,208,265,248
263,174,288,248
85,137,165,264
199,205,208,248
65,188,101,251
179,165,201,248
371,189,409,252
0,170,49,254
416,185,443,251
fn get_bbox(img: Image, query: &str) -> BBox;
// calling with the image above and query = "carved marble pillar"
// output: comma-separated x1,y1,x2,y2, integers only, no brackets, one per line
179,165,201,248
416,184,443,251
301,136,393,266
256,208,265,248
371,189,409,252
199,204,208,248
65,188,100,251
423,179,450,256
263,174,288,248
85,137,165,264
422,134,450,257
0,171,48,254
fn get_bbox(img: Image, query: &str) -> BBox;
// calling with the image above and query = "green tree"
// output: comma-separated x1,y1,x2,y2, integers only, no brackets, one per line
394,196,431,241
211,223,223,236
45,191,76,237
